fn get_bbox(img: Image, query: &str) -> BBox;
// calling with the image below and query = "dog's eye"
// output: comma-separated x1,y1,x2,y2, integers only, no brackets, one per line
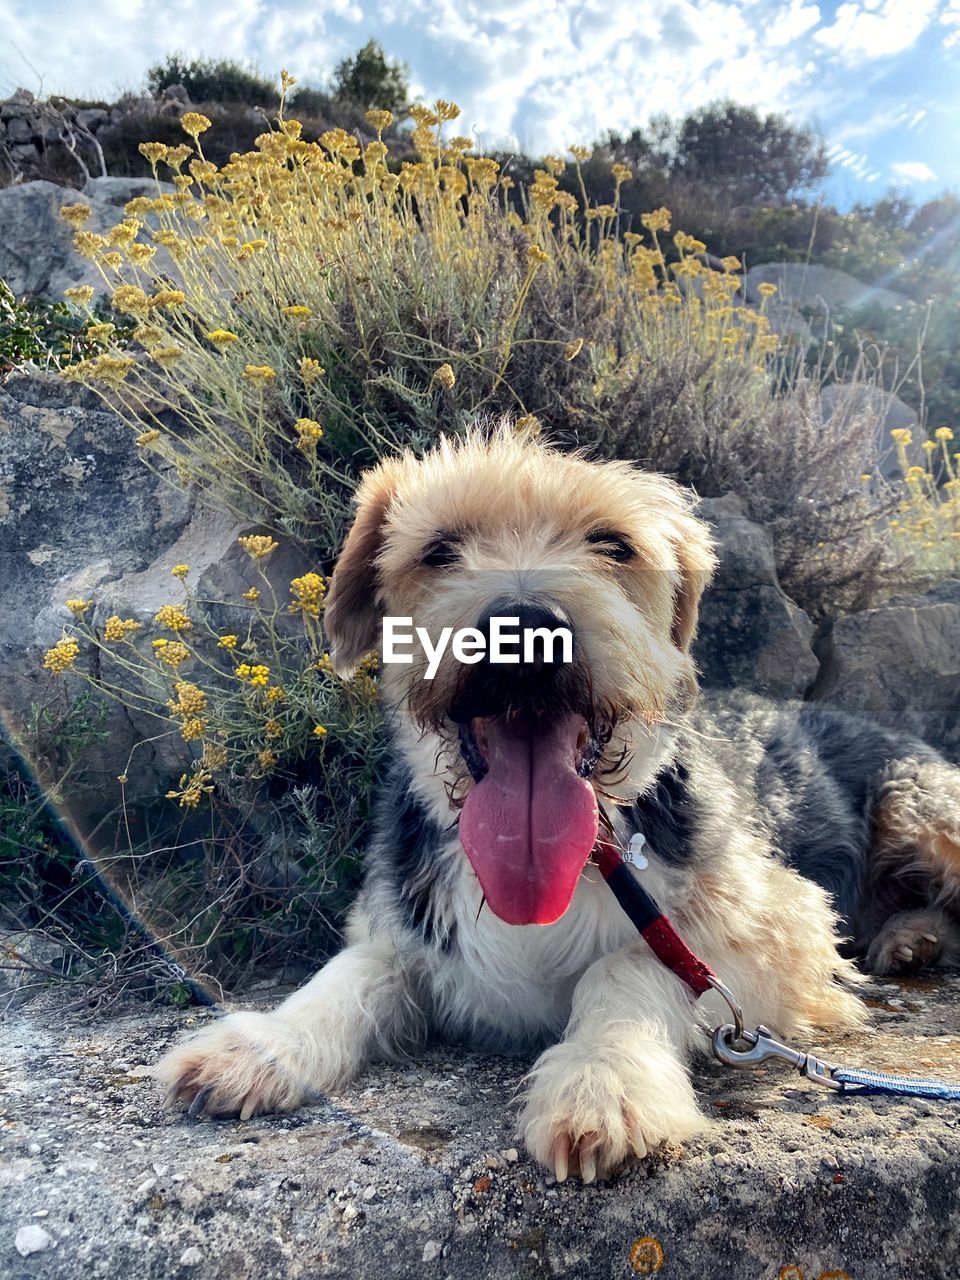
586,530,635,562
421,535,460,568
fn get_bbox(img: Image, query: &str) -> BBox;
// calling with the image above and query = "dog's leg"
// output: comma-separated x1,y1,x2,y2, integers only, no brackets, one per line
858,756,960,972
518,944,707,1183
153,919,424,1119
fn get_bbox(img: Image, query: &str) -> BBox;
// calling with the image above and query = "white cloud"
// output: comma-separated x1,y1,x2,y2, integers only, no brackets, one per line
890,159,938,182
814,0,939,61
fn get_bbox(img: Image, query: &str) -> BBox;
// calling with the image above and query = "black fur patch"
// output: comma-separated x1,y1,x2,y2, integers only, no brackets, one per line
368,759,455,950
631,759,698,865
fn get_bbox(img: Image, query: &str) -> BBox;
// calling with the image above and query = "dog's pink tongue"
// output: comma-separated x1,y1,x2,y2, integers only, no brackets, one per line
459,714,599,926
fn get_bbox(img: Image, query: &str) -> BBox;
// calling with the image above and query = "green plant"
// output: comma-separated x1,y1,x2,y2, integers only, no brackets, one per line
0,281,130,377
144,54,277,105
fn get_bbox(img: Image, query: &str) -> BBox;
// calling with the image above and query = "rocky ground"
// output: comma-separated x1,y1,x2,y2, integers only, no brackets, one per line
1,974,958,1280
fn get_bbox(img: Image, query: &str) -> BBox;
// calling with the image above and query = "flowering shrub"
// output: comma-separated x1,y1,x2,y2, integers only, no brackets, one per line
884,427,960,571
38,81,942,984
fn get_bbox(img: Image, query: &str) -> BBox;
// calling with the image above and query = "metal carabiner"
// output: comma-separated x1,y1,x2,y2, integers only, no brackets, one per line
711,1023,842,1091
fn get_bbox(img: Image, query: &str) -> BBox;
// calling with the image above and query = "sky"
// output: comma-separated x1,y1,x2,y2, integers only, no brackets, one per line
1,0,958,208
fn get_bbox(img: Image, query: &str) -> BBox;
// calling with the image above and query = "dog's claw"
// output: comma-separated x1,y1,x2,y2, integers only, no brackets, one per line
920,933,939,945
552,1133,570,1183
187,1085,213,1119
894,945,914,963
579,1142,597,1185
239,1097,256,1122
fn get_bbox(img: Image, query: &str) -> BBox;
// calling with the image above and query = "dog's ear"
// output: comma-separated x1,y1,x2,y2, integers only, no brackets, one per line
324,459,402,676
670,508,717,654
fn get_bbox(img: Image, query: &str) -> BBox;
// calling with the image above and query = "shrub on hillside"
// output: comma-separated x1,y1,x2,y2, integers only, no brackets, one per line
145,55,278,106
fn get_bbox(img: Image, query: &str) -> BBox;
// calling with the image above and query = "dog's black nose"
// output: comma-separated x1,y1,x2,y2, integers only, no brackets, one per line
450,598,575,723
477,597,574,669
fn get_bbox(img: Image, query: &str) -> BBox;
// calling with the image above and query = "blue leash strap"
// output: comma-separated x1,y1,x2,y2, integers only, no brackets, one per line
832,1066,960,1100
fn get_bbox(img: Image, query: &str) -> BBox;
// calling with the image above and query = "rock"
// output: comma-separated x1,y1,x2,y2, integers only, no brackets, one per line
8,143,40,168
15,1223,53,1256
812,579,960,760
0,176,174,300
75,108,110,133
745,262,911,314
1,980,959,1278
693,494,818,698
161,84,190,104
6,115,34,143
819,382,922,483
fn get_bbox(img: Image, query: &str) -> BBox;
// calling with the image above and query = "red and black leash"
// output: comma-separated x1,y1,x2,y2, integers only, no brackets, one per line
594,836,716,999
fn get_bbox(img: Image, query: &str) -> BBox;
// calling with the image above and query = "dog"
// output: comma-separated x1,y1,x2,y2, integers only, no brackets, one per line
155,426,960,1182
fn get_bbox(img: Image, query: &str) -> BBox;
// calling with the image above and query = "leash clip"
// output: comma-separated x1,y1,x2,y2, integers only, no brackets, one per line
712,1023,842,1091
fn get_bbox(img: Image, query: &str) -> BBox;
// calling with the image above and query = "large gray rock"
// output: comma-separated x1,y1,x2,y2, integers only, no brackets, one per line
1,977,958,1278
812,579,960,760
819,382,922,483
694,494,818,698
0,176,166,300
745,262,911,314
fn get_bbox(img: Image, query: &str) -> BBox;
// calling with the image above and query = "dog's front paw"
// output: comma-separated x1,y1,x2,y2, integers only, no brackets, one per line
152,1011,319,1120
518,1039,706,1183
865,911,947,976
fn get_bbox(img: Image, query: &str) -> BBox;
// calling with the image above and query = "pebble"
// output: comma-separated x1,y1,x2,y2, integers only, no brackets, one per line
342,1203,359,1222
713,1153,732,1166
179,1246,203,1267
821,1155,840,1171
502,1148,519,1163
362,1186,377,1201
422,1240,442,1263
16,1224,53,1256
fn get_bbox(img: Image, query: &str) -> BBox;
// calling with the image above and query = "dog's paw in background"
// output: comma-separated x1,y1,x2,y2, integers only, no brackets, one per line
517,1036,708,1183
152,1011,322,1120
865,908,960,976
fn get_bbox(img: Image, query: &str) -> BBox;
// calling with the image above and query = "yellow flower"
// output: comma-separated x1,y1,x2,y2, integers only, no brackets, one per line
207,329,240,347
934,427,954,441
133,323,165,348
64,285,96,305
152,639,190,669
265,685,284,703
65,598,92,617
922,440,936,453
295,418,324,450
249,665,270,688
43,639,80,673
641,208,671,233
720,255,742,273
148,289,187,310
757,282,778,299
242,587,261,603
264,718,282,738
433,363,456,389
527,245,549,265
299,357,325,386
103,615,142,642
217,634,238,649
365,109,394,132
112,284,150,316
139,142,169,165
611,163,633,184
151,345,183,366
127,243,157,266
890,428,913,445
244,364,277,384
289,572,326,617
181,112,213,137
154,603,192,632
171,564,189,579
283,305,313,317
202,742,229,771
166,768,214,808
313,724,328,738
180,717,207,742
59,203,92,227
136,429,161,447
238,534,279,561
169,681,207,716
257,749,277,771
86,322,115,343
72,232,107,260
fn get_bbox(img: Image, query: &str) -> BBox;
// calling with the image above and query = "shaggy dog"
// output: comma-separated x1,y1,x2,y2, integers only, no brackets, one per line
155,428,960,1182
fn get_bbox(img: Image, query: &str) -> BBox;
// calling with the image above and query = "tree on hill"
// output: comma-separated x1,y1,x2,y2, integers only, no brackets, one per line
670,101,828,204
331,39,409,116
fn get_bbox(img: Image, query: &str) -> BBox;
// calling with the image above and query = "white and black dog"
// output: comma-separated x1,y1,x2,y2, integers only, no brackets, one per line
156,428,960,1182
